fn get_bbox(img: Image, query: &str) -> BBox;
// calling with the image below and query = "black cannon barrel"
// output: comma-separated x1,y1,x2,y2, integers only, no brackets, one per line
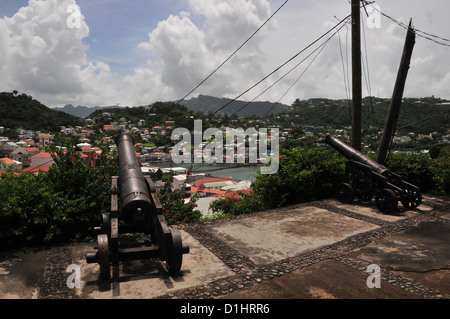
324,134,390,177
116,133,152,226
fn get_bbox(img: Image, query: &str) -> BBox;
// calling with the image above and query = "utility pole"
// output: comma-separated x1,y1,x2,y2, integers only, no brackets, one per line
351,0,362,151
377,19,416,165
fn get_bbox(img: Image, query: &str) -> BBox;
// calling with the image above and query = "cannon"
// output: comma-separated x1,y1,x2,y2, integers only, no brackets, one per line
324,134,422,214
86,132,189,280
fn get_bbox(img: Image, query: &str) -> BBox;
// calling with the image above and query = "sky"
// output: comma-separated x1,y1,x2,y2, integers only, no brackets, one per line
1,0,450,109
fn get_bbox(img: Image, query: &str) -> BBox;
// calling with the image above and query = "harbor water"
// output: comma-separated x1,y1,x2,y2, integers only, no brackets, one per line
148,162,262,182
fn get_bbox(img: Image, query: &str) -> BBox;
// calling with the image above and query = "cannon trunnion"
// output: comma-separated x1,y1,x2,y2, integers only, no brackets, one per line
325,134,422,214
86,133,189,280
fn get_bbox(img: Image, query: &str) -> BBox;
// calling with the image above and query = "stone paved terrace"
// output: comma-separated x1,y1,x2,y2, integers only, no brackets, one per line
1,195,450,300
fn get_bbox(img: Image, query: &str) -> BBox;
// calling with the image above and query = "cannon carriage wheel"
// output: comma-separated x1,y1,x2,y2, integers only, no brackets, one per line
97,234,111,281
401,188,422,209
375,189,398,214
337,183,354,204
165,229,184,274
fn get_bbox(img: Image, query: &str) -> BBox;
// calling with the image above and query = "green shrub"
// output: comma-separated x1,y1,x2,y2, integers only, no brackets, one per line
0,144,118,250
386,151,434,193
209,191,265,216
157,181,202,225
252,146,346,208
431,146,450,196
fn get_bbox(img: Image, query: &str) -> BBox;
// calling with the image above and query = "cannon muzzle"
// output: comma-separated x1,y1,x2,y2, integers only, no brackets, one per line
324,134,390,177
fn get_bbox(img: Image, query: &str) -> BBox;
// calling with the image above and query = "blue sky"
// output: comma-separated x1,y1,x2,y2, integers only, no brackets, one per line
77,0,190,75
1,0,450,108
1,0,190,76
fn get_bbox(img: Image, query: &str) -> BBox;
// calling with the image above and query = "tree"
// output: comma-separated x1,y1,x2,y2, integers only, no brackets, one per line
157,180,202,225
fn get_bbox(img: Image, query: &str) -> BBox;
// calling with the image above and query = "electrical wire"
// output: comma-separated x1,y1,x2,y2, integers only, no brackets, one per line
211,13,352,116
337,19,353,122
175,0,289,105
232,28,340,117
360,9,378,129
366,2,450,47
264,31,338,116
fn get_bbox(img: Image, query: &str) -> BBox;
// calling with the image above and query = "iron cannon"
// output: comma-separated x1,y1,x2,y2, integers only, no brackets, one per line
86,132,189,280
324,134,422,214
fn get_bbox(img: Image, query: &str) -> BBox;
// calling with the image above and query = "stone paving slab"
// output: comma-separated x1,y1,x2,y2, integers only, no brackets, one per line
0,248,47,299
74,231,234,299
0,195,449,300
329,199,430,222
352,221,450,272
208,206,379,266
220,260,418,299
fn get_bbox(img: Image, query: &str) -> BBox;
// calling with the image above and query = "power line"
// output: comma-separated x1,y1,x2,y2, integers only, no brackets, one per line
367,2,450,47
232,28,339,117
360,9,377,128
175,0,289,105
211,13,352,116
264,31,338,116
337,19,352,122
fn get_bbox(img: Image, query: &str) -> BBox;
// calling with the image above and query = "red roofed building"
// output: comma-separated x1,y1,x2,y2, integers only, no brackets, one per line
30,152,55,167
21,166,51,174
103,124,116,131
0,157,22,170
190,186,252,199
190,176,233,188
25,147,39,155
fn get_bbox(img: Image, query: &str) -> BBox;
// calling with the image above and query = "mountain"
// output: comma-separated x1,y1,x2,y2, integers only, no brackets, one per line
178,94,289,116
0,92,83,132
54,95,289,118
53,104,121,118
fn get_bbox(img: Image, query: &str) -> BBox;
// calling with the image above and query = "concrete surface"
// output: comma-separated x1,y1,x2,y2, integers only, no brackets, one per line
0,195,449,300
74,231,234,299
208,206,379,266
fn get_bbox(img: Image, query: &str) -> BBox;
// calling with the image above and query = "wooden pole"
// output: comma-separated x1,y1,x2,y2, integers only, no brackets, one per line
352,0,362,151
377,19,416,165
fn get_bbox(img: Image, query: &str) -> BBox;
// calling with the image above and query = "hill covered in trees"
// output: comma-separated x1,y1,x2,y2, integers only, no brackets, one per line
0,92,83,132
52,104,121,118
274,96,450,135
178,94,289,116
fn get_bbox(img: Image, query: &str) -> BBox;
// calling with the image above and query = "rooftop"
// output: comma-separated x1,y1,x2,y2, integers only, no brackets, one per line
21,166,51,173
31,152,52,158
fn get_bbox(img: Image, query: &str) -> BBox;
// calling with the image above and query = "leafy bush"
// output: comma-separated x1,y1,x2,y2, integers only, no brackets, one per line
0,144,118,250
386,151,434,193
431,146,450,196
157,181,202,225
209,191,265,216
252,146,347,208
209,146,347,217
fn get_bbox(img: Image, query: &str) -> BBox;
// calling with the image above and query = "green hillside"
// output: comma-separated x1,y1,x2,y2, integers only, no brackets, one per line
278,96,450,135
179,94,289,116
0,92,83,132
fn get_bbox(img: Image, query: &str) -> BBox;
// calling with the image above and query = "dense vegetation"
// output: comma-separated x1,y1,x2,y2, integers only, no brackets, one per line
179,94,289,116
0,92,83,133
88,102,205,132
210,143,450,217
0,136,203,250
274,96,450,135
0,140,117,250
